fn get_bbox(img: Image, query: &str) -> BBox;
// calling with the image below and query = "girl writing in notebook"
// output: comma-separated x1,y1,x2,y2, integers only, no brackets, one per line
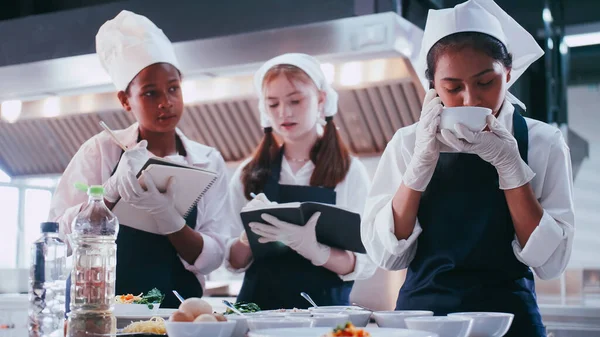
226,53,377,310
48,10,232,308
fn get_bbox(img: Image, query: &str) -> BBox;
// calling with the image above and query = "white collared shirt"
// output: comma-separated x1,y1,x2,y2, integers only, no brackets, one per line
225,155,378,281
361,101,575,280
48,123,234,287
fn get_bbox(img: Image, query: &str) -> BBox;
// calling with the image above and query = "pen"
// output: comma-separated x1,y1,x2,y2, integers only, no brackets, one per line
250,192,257,199
99,121,128,151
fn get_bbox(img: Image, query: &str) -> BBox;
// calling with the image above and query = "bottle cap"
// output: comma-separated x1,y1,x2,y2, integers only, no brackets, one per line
40,222,59,233
88,185,105,196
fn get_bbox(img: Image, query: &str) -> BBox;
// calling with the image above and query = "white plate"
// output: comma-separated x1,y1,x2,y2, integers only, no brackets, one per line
248,327,439,337
115,308,176,319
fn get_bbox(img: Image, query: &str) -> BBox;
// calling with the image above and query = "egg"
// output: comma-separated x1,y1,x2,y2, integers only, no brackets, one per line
170,310,194,322
213,313,227,322
194,314,218,323
179,298,212,318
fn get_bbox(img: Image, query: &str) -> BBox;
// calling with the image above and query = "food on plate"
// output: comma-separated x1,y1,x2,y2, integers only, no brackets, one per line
213,313,227,322
122,317,166,334
322,322,371,337
179,297,213,317
194,314,218,323
115,288,165,309
169,298,228,323
170,310,195,322
223,301,261,315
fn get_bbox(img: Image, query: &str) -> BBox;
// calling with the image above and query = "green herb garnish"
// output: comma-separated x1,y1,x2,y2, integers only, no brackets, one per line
224,301,261,315
133,288,165,309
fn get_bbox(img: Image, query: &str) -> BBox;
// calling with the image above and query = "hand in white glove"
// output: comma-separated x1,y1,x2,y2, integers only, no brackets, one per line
104,140,150,203
242,193,276,211
403,88,444,192
437,114,535,190
118,171,186,234
249,212,331,266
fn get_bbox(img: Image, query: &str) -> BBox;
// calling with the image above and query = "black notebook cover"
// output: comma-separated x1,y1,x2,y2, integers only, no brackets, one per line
240,202,366,260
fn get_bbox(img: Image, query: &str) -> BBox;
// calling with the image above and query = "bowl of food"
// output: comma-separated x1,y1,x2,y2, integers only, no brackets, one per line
373,310,434,328
404,316,473,337
440,106,492,133
309,313,350,328
448,312,514,337
246,317,314,331
309,308,372,327
113,288,164,316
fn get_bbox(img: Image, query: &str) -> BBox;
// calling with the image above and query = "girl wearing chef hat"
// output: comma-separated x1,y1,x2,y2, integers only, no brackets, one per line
361,0,574,335
225,53,377,309
49,10,232,308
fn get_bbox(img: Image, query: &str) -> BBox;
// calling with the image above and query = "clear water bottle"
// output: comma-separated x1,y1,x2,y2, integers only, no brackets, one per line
29,221,68,337
67,186,118,337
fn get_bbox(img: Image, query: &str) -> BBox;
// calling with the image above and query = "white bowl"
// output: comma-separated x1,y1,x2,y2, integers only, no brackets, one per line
225,315,252,337
248,327,440,337
308,305,366,312
405,316,473,337
440,106,492,132
308,313,350,327
246,317,314,331
448,312,514,337
165,321,236,337
373,310,434,328
113,303,161,316
308,308,371,327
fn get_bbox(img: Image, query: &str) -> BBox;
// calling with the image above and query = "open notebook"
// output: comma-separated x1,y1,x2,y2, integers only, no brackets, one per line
112,157,218,233
240,202,366,260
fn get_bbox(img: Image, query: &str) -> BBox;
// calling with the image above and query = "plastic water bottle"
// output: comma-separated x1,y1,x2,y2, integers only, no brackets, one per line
29,222,68,337
67,186,118,337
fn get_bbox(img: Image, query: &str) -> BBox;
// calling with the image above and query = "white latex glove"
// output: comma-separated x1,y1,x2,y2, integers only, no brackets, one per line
438,114,535,190
118,171,186,234
403,89,444,192
104,140,150,203
249,212,331,266
242,193,276,211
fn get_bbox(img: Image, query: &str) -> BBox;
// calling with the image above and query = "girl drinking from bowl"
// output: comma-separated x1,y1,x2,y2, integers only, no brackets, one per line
361,0,574,336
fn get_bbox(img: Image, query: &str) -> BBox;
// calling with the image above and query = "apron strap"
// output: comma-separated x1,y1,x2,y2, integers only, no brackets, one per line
512,108,529,165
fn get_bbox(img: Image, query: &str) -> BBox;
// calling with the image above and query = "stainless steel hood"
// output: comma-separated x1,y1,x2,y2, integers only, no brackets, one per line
0,12,426,177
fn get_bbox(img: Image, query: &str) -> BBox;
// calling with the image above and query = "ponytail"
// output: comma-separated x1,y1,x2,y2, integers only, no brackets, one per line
240,127,280,200
309,116,351,188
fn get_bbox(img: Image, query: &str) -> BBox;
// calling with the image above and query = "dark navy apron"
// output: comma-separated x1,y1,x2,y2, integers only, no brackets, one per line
66,138,203,312
396,108,546,337
236,149,354,310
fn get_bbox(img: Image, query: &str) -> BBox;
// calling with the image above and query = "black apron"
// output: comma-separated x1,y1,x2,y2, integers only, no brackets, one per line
396,107,546,336
66,142,203,312
236,150,354,310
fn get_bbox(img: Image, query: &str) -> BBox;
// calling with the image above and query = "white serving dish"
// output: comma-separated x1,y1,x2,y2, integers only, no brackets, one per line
448,312,514,337
246,317,314,331
248,327,439,337
308,308,371,327
308,313,350,327
113,303,161,317
373,310,434,328
405,316,473,337
165,320,236,337
440,106,492,132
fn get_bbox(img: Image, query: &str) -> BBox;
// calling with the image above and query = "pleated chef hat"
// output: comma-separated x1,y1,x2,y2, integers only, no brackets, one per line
254,53,339,128
415,0,544,110
96,10,181,91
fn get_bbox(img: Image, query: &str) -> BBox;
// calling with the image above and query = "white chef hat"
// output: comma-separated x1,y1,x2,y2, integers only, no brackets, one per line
254,53,339,128
415,0,544,110
96,10,181,91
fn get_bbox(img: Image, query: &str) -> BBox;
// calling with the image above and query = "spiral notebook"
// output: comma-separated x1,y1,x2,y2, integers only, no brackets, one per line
112,157,217,233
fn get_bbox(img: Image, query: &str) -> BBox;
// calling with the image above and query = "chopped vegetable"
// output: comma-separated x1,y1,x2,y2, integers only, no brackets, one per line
223,302,261,315
322,322,371,337
134,288,165,309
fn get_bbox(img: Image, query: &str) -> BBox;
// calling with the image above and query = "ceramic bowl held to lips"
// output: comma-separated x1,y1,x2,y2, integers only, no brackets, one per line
440,106,492,133
404,316,473,337
448,312,514,337
373,310,434,328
